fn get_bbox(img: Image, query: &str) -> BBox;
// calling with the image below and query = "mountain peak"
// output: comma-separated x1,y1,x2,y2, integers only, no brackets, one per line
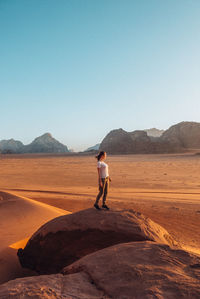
27,133,69,153
37,133,53,140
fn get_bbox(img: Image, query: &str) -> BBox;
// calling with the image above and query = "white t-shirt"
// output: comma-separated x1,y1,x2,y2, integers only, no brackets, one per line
97,161,109,178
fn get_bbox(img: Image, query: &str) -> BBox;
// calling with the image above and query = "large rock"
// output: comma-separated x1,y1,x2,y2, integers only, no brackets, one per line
0,272,107,298
99,121,200,154
2,242,200,298
18,208,177,274
99,128,135,154
63,241,200,298
129,130,152,153
99,128,180,154
161,121,200,149
99,129,161,154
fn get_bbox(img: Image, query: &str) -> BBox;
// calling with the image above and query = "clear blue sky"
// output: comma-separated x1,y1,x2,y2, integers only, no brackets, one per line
0,0,200,151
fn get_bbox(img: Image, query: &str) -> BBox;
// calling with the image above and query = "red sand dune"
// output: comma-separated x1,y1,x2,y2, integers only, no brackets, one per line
0,191,69,284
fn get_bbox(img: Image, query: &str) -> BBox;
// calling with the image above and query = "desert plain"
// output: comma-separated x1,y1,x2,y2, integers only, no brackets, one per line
0,152,200,286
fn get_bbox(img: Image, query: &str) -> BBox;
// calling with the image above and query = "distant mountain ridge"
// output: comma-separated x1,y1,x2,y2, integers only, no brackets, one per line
99,128,172,154
85,143,100,152
99,122,200,154
0,133,69,154
1,121,200,155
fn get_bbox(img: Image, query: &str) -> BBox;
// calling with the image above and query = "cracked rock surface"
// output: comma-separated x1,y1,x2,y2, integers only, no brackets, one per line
1,241,200,298
0,272,109,299
63,241,200,299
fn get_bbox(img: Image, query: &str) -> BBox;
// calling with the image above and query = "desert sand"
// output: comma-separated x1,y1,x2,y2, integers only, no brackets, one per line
0,190,69,284
0,153,200,289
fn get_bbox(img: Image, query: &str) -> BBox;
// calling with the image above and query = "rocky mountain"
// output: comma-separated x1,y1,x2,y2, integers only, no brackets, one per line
0,139,24,154
144,128,164,137
161,121,200,149
100,121,200,154
0,133,69,154
25,133,69,153
99,129,135,154
99,128,176,154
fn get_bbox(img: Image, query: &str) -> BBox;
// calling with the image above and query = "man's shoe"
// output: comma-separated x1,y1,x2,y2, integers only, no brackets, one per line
102,204,109,210
94,203,101,210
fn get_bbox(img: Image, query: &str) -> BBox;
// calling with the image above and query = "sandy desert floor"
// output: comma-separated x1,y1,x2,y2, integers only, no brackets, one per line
0,153,200,284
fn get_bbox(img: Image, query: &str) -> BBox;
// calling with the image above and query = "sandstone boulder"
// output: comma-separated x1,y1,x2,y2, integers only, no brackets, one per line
63,241,200,298
18,208,177,274
2,242,200,298
0,272,107,298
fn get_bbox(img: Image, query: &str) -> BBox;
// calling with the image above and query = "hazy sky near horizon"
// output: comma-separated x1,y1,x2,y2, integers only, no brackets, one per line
1,0,200,151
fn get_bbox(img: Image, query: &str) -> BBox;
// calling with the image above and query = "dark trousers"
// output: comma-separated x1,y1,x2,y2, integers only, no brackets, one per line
95,178,108,205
